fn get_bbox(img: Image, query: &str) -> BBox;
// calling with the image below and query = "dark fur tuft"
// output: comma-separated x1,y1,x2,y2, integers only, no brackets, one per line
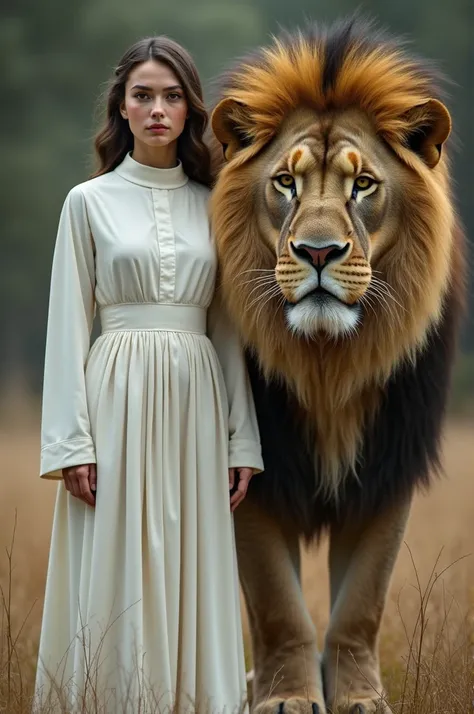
322,17,357,93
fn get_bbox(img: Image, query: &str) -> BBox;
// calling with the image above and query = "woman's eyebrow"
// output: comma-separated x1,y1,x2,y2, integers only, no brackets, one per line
131,84,183,91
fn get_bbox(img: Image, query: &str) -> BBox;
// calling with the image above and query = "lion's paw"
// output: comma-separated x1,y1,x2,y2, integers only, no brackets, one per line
254,698,326,714
332,697,392,714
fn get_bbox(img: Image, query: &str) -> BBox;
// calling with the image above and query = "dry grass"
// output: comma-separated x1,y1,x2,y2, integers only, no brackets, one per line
1,396,473,712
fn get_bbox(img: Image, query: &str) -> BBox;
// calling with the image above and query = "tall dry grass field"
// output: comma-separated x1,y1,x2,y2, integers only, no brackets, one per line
1,397,473,713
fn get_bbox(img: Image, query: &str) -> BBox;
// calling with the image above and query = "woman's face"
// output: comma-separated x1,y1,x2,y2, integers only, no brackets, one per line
121,60,188,153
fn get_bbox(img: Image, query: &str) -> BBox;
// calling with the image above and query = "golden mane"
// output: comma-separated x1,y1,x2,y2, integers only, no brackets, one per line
209,20,465,493
213,22,451,170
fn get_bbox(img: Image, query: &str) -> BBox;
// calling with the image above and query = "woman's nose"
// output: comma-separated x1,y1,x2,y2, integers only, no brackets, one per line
151,100,165,117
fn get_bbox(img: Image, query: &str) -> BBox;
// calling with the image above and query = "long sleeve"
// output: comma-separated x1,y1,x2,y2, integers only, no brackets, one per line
40,186,96,479
207,292,264,473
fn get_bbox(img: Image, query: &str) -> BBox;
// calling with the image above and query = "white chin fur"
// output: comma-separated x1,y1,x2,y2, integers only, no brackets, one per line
286,298,361,338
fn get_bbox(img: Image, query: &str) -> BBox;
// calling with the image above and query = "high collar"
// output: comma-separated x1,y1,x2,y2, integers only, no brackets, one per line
114,152,188,189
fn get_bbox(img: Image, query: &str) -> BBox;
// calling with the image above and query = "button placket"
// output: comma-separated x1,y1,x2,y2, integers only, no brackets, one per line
153,189,176,302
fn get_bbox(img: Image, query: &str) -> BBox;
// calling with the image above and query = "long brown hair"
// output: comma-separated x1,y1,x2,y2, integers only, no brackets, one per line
91,36,212,186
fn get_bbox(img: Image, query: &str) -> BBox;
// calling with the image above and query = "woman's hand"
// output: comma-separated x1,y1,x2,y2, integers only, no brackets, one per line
62,464,97,507
229,467,253,512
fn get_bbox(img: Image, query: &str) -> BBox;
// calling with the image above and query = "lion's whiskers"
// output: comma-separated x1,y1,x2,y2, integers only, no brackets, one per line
366,286,396,320
238,275,278,290
369,276,407,314
240,276,279,306
244,281,279,307
359,291,378,320
236,266,408,327
371,272,407,303
245,283,281,313
255,286,285,326
234,268,275,282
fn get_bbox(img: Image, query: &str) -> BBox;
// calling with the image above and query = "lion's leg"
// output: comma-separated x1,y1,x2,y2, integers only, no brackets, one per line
323,496,411,714
235,497,327,714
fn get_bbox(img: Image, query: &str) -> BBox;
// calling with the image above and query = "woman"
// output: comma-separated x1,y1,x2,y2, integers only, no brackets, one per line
35,36,263,713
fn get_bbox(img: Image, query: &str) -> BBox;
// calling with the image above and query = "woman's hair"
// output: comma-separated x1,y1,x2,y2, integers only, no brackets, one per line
91,36,212,186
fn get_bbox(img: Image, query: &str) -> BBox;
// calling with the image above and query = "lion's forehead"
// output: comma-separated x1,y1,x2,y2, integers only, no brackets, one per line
272,111,386,180
284,142,363,178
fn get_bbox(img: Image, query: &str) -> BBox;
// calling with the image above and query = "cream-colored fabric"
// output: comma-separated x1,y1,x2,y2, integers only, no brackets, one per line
35,152,263,713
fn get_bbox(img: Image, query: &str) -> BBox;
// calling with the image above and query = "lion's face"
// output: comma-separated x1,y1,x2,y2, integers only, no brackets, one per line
252,107,402,338
210,34,454,355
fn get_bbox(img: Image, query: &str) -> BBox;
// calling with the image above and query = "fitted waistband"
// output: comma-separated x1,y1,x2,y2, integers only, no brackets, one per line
100,304,207,334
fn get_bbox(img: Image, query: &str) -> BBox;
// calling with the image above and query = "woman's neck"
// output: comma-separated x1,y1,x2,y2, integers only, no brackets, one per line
131,141,178,169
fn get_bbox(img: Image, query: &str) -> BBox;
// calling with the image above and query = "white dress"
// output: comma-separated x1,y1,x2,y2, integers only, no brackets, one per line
35,153,263,714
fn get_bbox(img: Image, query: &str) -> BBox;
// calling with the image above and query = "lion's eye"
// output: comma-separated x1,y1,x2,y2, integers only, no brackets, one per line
353,175,375,192
275,173,296,189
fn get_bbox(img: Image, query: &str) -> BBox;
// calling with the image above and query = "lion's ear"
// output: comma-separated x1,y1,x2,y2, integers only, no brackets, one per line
404,98,451,169
211,98,253,161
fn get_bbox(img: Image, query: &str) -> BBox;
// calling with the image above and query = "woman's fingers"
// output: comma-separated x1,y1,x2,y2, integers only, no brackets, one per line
89,463,97,502
78,466,95,506
230,468,253,512
62,464,96,507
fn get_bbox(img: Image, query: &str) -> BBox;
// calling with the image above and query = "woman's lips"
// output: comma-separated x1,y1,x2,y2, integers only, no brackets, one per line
148,124,169,134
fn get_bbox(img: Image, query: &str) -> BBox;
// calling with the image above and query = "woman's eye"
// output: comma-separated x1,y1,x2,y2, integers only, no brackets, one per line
276,174,295,189
168,93,182,101
353,175,375,191
135,93,149,101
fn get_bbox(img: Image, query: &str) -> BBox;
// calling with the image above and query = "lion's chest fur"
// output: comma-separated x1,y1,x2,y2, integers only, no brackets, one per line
251,332,386,496
245,276,459,540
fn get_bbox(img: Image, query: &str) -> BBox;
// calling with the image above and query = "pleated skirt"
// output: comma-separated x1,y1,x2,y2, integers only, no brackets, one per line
34,319,248,713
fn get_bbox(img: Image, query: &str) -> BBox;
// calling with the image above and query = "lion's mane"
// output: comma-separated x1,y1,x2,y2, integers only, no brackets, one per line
209,19,466,538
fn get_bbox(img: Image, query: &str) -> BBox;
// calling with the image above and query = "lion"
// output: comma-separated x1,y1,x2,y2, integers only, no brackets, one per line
208,17,467,714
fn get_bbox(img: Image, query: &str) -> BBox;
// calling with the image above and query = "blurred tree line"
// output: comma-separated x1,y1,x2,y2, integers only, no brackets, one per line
1,0,473,408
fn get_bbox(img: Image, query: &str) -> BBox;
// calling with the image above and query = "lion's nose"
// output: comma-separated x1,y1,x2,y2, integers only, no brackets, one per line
292,242,350,269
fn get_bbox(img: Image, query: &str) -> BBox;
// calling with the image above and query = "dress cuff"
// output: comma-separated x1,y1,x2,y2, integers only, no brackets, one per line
40,437,96,479
228,438,264,474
